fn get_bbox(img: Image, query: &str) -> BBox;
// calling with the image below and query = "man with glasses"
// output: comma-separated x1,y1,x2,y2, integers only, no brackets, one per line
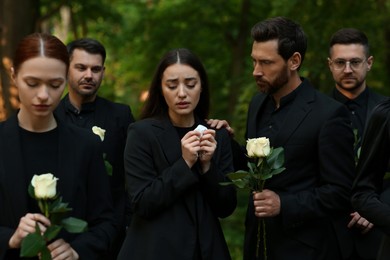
329,28,387,146
328,28,387,260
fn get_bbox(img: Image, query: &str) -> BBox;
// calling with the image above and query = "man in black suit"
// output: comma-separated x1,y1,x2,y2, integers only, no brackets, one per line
239,17,355,260
55,38,135,259
329,28,387,151
328,28,387,260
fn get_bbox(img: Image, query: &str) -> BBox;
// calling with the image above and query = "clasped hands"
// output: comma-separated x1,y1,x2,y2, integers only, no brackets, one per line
9,213,79,260
182,129,217,173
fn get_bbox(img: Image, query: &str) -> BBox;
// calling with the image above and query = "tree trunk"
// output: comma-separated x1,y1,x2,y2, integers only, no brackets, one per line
226,0,251,115
0,0,39,121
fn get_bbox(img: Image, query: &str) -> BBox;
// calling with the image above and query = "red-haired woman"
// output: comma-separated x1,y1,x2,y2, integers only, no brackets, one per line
0,33,116,259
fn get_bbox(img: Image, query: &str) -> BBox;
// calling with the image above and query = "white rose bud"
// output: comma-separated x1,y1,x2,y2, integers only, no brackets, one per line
92,126,106,141
246,137,271,158
31,173,59,199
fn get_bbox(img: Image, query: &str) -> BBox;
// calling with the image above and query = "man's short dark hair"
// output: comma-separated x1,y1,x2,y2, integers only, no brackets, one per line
251,16,307,66
67,38,106,63
329,28,370,56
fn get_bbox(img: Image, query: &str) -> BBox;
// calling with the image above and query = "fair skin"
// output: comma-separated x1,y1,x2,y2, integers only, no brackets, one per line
161,63,217,173
9,56,79,259
251,39,302,108
328,44,373,100
12,57,66,132
67,49,105,110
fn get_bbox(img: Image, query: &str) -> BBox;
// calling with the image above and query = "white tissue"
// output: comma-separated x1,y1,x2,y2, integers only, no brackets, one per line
194,124,207,136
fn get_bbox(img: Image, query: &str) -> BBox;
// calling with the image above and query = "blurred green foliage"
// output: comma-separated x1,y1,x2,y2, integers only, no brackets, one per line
46,0,390,143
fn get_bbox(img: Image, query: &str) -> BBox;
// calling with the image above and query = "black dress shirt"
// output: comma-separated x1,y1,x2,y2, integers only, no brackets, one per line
63,96,96,129
256,86,299,140
332,87,369,140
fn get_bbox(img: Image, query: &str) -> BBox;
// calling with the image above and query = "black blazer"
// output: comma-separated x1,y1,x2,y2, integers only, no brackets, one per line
352,99,390,233
364,87,388,124
55,96,134,221
352,99,390,260
331,87,387,259
55,95,134,259
243,79,356,260
0,115,116,259
118,117,237,260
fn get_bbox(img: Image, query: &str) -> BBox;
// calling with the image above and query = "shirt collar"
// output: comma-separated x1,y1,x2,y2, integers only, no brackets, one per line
64,95,96,115
333,87,368,107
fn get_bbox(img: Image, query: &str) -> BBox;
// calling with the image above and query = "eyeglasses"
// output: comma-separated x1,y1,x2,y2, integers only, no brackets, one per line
329,58,366,71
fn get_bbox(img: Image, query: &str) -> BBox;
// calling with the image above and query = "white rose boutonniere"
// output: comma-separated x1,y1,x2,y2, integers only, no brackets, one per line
92,126,106,141
91,126,112,176
21,173,87,260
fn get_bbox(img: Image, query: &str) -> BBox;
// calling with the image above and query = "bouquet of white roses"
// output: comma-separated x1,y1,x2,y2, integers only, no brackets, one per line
20,173,87,260
222,137,285,259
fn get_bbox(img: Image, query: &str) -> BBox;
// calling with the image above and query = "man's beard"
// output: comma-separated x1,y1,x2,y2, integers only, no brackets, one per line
336,77,364,93
255,64,289,95
71,82,99,98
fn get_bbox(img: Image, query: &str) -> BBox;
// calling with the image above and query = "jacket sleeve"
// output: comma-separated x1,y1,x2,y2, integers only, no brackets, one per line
198,128,237,218
352,101,390,235
124,123,200,219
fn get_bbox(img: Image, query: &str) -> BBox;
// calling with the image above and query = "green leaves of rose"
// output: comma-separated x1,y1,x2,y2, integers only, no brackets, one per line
21,173,87,259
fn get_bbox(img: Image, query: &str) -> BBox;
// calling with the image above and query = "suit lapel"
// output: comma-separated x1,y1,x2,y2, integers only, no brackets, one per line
93,97,108,130
274,81,314,146
153,119,182,166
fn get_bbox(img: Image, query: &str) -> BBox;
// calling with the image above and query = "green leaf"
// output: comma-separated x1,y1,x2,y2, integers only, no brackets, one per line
231,179,250,189
62,217,88,233
104,153,113,176
44,225,62,241
247,161,255,173
20,227,46,257
50,197,72,213
267,147,285,169
40,247,52,260
227,171,250,180
105,160,113,176
269,167,286,176
28,183,36,199
219,181,234,186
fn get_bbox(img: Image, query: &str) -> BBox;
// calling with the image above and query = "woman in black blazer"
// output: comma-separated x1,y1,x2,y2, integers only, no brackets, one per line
0,33,115,259
118,48,237,260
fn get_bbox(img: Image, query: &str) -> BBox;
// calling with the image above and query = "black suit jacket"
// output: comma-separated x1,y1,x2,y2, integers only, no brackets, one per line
243,79,356,260
118,117,237,260
0,114,116,259
331,87,387,259
352,99,390,259
55,95,134,257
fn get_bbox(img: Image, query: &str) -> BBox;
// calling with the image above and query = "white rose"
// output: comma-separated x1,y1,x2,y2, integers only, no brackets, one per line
31,173,59,199
246,137,271,158
92,126,106,141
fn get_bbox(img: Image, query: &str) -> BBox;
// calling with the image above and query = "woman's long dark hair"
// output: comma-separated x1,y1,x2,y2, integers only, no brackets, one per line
140,48,210,120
